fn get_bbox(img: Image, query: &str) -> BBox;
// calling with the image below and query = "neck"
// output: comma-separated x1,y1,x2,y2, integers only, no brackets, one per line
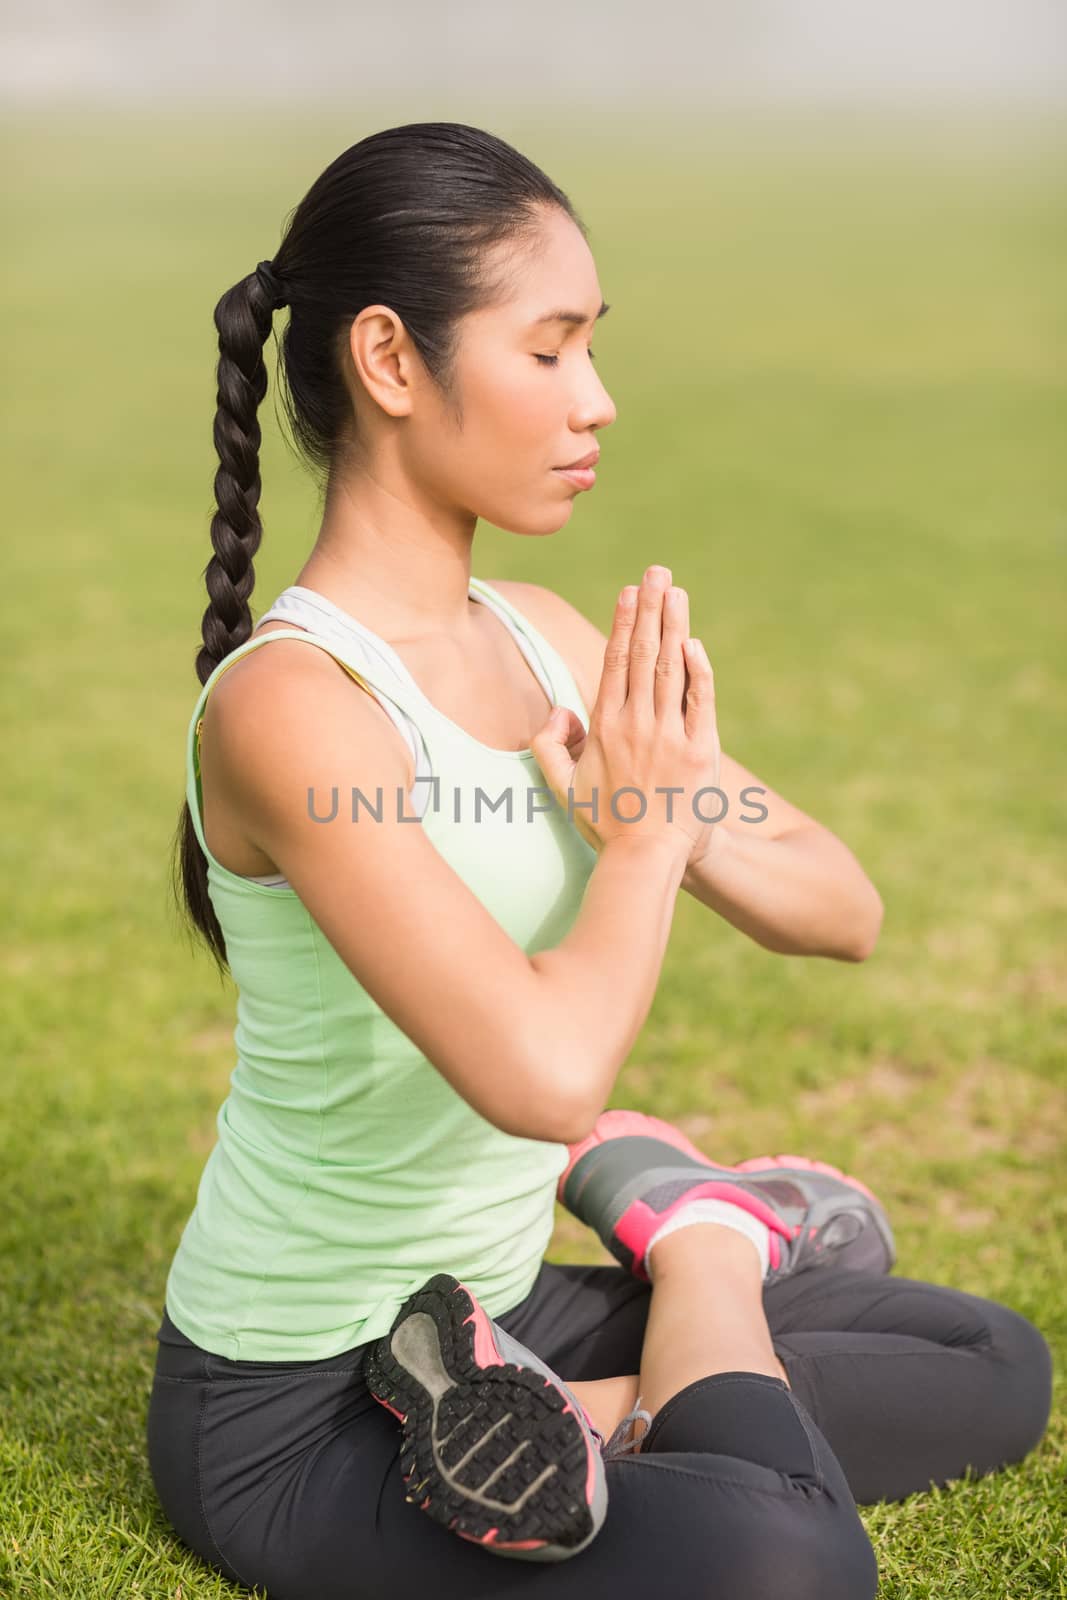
296,464,481,645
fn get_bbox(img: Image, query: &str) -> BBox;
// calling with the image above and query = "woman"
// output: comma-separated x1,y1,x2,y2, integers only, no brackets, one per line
148,121,1051,1597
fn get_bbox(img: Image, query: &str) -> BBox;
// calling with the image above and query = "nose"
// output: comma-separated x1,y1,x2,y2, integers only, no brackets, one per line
571,368,617,434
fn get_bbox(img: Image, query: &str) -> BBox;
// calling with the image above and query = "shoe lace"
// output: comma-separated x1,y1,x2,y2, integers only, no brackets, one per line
600,1395,653,1460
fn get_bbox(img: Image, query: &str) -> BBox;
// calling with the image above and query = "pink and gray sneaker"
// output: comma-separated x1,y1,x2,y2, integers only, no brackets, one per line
364,1272,620,1562
557,1110,895,1285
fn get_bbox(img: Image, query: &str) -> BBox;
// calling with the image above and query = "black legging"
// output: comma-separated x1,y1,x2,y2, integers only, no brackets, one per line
146,1262,1052,1599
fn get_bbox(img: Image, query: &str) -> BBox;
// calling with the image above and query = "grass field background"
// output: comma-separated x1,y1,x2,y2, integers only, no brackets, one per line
3,109,1065,1596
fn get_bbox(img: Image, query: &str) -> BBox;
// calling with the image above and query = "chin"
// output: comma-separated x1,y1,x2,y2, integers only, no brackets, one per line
491,500,576,538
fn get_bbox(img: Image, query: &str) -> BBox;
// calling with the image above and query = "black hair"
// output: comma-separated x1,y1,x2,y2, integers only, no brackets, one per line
171,121,586,975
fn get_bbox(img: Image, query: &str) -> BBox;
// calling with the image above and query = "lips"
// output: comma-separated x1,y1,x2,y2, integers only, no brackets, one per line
557,448,600,470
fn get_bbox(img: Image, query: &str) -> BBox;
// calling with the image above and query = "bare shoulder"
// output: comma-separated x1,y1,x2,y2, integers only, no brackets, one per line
206,622,406,755
483,579,609,716
203,625,392,756
198,626,416,871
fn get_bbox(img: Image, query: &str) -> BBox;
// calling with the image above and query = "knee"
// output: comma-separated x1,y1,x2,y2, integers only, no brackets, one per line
724,1497,878,1600
987,1302,1054,1463
800,1505,879,1600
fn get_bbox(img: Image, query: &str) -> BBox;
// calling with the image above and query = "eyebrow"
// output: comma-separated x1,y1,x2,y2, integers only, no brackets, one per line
531,301,611,328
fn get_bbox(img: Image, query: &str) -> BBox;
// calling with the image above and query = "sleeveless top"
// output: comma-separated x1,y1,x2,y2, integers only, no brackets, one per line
164,576,599,1360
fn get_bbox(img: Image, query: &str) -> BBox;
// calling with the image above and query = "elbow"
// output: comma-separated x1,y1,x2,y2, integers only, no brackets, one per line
490,1054,594,1147
542,1078,598,1147
554,1101,598,1148
845,891,884,962
503,1103,593,1148
521,1052,599,1147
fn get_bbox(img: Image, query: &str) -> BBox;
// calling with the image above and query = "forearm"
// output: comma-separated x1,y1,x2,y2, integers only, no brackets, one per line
530,834,688,1133
680,822,884,961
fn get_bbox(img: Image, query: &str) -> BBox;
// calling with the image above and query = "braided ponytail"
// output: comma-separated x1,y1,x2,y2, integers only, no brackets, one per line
198,261,285,680
171,262,285,976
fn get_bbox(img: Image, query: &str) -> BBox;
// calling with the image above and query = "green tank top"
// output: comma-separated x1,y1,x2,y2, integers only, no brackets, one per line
165,577,598,1360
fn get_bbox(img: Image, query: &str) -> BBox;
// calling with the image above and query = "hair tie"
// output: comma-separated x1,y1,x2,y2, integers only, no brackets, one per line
254,258,287,311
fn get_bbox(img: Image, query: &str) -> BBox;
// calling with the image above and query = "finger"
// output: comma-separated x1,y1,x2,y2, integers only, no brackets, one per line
565,727,588,761
655,585,688,724
558,709,588,756
681,636,716,747
596,585,640,717
628,565,672,717
678,587,692,717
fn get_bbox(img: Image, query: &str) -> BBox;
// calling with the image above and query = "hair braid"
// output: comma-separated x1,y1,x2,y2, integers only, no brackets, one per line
197,270,280,683
173,267,282,976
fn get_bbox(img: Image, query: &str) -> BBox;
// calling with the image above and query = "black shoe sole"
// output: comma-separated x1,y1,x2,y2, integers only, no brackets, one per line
362,1272,599,1560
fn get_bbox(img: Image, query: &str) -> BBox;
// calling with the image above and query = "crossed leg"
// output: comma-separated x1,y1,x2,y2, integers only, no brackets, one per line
553,1232,1052,1498
566,1218,787,1446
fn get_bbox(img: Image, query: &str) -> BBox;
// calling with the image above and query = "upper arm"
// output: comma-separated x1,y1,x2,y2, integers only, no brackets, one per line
204,642,582,1145
488,579,821,842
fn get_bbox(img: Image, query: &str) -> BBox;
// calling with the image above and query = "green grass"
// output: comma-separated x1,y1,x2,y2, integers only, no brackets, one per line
3,107,1065,1596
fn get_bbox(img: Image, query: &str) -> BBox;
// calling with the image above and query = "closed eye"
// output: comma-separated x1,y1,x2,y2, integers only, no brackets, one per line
535,350,597,366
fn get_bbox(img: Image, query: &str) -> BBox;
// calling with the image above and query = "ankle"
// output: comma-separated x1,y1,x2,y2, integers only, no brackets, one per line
646,1219,765,1283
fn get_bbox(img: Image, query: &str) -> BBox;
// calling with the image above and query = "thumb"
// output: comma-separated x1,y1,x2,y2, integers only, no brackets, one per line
531,706,594,834
542,704,578,740
531,704,578,780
